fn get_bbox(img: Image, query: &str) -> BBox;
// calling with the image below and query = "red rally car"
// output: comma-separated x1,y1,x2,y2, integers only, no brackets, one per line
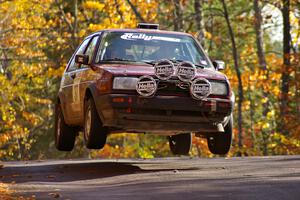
54,23,235,155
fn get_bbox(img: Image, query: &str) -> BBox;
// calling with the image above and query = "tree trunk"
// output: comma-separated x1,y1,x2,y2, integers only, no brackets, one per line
194,0,204,46
220,0,244,154
295,19,300,119
253,0,268,155
115,0,124,22
249,89,257,150
279,0,291,135
207,3,214,53
172,0,184,31
0,50,12,80
73,0,78,49
126,0,145,22
254,0,267,70
55,0,77,50
296,56,300,119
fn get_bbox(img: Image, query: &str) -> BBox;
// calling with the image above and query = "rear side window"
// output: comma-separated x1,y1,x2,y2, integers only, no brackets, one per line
67,38,90,72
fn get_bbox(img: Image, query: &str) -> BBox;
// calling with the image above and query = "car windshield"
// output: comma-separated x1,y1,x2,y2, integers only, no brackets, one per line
96,31,212,68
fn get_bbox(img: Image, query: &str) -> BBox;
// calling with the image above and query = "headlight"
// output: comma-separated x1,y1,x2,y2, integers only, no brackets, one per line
113,77,138,90
210,81,228,95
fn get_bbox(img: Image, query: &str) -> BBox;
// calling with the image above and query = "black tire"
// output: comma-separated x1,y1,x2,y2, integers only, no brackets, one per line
168,133,192,155
84,98,108,149
54,104,77,151
207,115,233,155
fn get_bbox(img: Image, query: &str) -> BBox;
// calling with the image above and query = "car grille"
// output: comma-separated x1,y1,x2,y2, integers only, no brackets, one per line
156,79,190,97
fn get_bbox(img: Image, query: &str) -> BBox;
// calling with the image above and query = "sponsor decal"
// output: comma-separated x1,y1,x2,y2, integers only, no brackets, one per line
120,33,181,42
72,76,82,112
136,76,157,97
190,78,211,100
154,59,175,80
176,61,196,82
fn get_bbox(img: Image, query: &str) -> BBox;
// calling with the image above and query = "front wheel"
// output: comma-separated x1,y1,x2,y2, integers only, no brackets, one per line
207,115,233,155
168,133,192,155
84,98,108,149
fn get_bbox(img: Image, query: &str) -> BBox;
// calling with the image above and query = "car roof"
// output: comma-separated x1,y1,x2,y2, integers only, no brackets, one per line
90,28,192,37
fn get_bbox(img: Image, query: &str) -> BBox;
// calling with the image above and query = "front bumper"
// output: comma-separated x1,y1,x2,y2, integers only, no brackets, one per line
94,94,233,133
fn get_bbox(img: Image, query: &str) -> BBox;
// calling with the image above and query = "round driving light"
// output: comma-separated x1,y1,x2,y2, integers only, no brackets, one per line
154,59,175,80
190,78,211,100
136,75,157,97
176,61,196,82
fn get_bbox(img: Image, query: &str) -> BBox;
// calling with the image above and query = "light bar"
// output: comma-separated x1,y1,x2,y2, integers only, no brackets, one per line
137,23,159,30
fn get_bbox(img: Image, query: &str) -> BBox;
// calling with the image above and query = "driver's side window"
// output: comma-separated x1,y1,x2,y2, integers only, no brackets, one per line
67,38,90,72
83,35,100,67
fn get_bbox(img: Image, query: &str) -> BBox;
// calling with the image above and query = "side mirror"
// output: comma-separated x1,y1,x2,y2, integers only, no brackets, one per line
212,60,225,71
75,54,89,65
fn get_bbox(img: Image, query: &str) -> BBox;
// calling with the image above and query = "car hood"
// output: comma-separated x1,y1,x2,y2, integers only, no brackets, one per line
95,63,227,81
96,64,154,76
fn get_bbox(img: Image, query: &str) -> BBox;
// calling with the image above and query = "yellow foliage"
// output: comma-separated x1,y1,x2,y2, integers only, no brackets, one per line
204,31,212,40
266,110,275,119
83,1,105,11
262,122,270,129
261,97,268,104
0,0,299,160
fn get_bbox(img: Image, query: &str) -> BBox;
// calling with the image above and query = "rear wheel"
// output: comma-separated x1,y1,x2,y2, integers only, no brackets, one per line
207,115,233,155
54,104,77,151
168,133,192,155
84,98,108,149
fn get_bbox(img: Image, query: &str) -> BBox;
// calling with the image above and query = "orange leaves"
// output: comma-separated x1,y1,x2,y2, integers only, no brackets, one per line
22,112,40,126
0,0,299,160
0,134,10,145
0,0,162,161
35,98,52,105
243,100,251,111
0,182,36,200
191,136,211,157
0,183,13,200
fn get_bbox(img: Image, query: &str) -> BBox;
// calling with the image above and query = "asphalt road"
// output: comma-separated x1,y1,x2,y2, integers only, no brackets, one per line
1,156,300,200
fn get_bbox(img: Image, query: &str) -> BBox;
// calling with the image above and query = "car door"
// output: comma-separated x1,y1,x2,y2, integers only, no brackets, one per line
72,35,101,124
61,38,91,124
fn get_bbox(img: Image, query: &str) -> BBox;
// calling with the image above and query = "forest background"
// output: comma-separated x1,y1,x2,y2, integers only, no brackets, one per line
0,0,299,160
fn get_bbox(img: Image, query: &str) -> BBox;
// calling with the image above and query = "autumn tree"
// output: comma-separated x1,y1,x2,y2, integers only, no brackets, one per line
279,0,291,135
1,0,299,160
253,0,269,155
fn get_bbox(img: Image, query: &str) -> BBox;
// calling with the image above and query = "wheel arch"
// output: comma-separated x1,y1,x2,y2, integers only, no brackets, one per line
84,85,105,122
55,92,68,123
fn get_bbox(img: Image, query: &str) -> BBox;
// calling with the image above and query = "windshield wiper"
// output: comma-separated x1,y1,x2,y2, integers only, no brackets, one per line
169,59,183,64
194,63,205,69
170,59,205,69
141,60,156,66
141,59,206,69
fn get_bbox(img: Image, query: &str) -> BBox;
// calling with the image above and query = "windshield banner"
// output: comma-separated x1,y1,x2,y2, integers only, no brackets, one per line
121,33,181,42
